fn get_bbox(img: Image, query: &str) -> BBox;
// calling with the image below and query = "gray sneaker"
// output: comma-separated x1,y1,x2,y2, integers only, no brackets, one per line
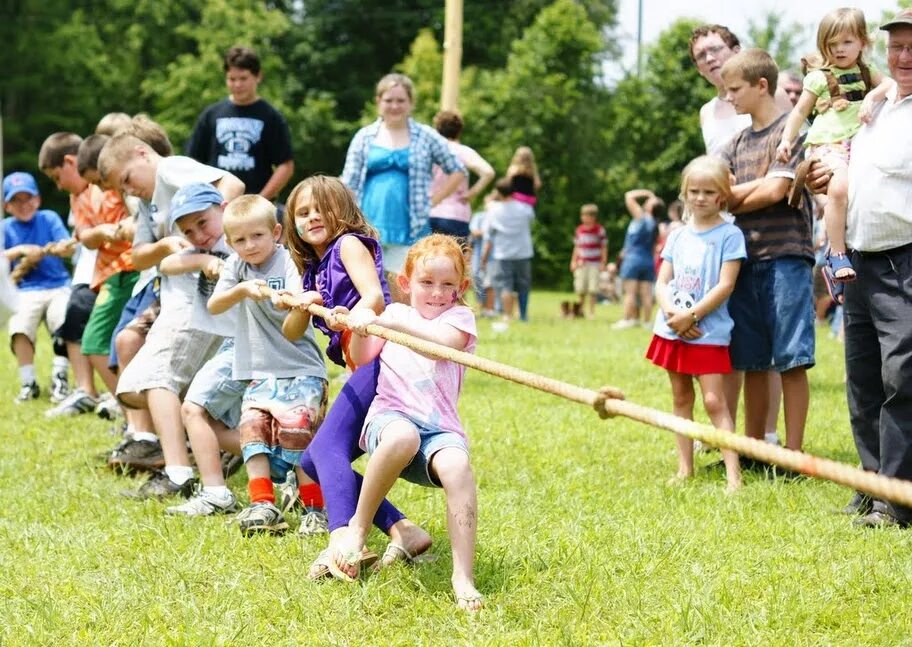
277,470,299,514
236,502,288,536
45,389,98,418
95,393,122,420
297,507,329,536
166,487,239,516
15,381,39,404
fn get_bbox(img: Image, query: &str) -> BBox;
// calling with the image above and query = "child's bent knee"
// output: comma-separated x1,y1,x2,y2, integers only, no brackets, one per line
181,400,207,423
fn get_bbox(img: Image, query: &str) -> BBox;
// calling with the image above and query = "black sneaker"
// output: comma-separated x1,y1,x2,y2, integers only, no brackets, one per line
121,470,197,500
107,439,165,472
15,381,39,404
50,371,70,404
220,451,244,479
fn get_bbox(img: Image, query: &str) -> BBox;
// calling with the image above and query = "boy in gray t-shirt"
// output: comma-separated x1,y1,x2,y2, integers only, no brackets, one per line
209,195,328,536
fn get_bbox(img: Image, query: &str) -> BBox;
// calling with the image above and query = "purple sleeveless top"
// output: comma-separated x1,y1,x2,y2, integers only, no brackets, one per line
302,233,390,367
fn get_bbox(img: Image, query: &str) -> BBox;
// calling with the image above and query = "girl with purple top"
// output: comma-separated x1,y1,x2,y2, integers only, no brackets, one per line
281,175,431,578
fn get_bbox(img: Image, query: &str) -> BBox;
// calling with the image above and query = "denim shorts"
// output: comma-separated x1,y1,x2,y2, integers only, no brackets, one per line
429,217,470,247
108,280,159,369
364,411,468,488
183,339,246,429
619,255,655,282
729,256,816,372
491,258,531,294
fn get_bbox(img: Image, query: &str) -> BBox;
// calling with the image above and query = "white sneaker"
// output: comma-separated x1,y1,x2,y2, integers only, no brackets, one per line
764,432,781,446
96,393,123,420
166,487,239,516
611,319,637,329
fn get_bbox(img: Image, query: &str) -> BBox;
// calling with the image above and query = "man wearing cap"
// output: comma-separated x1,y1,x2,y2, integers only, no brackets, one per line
2,171,73,404
835,10,912,527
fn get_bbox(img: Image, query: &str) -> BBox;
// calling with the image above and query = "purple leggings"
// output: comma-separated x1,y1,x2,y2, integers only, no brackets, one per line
300,359,406,533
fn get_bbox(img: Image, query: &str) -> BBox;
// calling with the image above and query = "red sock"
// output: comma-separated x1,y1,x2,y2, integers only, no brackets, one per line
248,477,275,504
299,483,324,508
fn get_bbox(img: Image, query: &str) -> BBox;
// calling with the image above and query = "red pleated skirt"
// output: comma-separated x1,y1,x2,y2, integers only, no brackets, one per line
646,335,732,375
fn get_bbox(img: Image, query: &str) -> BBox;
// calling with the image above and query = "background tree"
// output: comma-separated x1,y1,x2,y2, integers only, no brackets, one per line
746,12,806,72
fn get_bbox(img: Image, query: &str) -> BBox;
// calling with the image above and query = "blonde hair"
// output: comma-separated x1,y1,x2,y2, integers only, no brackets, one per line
580,203,599,217
97,134,153,184
817,8,869,68
720,49,779,97
284,175,379,274
402,234,470,306
679,155,733,218
223,194,278,241
507,146,537,178
375,73,415,103
95,112,132,136
114,114,173,156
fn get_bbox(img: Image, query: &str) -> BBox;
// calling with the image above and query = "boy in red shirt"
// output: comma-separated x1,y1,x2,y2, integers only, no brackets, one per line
570,203,607,318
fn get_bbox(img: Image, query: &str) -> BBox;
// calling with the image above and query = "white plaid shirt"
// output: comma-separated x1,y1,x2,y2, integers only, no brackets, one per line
341,118,465,243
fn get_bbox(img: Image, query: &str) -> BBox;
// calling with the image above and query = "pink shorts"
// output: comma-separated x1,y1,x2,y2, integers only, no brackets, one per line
808,141,850,174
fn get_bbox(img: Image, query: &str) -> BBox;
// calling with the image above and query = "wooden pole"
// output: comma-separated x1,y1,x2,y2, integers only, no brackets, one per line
441,0,463,111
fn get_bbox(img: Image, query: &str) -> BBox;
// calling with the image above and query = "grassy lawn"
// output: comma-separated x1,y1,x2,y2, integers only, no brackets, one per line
1,291,910,645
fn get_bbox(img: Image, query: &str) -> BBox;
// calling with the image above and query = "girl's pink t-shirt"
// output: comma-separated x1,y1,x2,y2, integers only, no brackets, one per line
429,141,486,223
362,303,477,447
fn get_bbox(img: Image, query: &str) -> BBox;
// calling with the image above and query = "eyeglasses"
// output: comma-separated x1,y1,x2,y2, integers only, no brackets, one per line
887,43,912,56
694,44,726,63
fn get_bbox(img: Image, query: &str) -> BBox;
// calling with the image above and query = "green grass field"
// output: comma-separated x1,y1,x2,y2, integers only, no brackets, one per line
1,291,910,645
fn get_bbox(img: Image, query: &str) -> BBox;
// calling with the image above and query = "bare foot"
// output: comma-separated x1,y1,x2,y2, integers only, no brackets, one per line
453,577,484,612
329,525,367,581
725,479,742,494
379,519,433,568
667,471,692,487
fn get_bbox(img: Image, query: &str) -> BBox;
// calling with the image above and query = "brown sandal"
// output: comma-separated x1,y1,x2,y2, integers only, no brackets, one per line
789,159,812,208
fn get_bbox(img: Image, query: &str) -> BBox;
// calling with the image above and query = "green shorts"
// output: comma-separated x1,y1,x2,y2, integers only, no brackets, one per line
81,271,139,356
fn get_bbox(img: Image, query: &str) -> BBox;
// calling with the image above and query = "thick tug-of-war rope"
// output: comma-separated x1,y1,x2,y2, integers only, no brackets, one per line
10,239,78,284
262,286,912,510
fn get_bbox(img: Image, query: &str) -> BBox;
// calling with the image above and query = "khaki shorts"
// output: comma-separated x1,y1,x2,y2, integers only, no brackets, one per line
573,264,601,295
116,308,223,403
8,286,71,344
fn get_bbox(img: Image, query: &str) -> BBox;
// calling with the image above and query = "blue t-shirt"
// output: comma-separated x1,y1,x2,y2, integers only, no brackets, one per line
652,222,746,346
622,215,656,263
3,209,70,291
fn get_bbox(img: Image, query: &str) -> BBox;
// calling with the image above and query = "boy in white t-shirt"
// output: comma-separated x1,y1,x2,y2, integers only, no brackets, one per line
97,135,243,478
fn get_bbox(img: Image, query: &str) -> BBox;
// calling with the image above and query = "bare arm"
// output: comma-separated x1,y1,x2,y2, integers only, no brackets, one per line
281,291,323,341
776,90,817,162
131,236,193,270
860,76,895,123
464,157,495,202
159,253,213,276
624,189,653,218
213,173,245,202
730,177,791,214
77,223,119,250
208,280,266,315
258,160,295,201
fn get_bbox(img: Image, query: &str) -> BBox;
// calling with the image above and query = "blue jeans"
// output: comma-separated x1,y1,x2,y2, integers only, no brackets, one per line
729,257,815,372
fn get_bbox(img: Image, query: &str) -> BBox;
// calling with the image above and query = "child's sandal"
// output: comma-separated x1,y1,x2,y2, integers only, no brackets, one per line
827,251,856,283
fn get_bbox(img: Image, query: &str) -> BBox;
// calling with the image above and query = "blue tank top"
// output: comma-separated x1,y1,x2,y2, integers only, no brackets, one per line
361,145,410,245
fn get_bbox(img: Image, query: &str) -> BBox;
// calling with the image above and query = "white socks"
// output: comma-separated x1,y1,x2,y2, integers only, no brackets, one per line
165,465,195,485
52,356,69,374
19,364,36,385
203,486,231,498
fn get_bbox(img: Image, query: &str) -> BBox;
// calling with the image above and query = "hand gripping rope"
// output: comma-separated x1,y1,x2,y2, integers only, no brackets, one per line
10,239,78,284
262,286,912,509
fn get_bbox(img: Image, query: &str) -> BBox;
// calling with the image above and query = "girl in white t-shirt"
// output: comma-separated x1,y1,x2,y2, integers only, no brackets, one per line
334,234,482,612
646,156,745,493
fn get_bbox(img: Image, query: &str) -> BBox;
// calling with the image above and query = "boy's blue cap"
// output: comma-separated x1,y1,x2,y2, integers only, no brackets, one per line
168,183,224,229
3,172,40,203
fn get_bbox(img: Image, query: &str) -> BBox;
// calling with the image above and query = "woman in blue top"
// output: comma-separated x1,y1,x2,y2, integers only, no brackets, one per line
613,188,663,329
341,73,466,300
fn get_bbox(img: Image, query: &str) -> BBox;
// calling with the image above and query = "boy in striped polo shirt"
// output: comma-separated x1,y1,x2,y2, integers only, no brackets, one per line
570,203,607,319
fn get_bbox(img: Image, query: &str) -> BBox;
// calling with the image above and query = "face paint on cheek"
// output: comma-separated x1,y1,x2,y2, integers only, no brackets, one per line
295,224,306,238
452,290,458,304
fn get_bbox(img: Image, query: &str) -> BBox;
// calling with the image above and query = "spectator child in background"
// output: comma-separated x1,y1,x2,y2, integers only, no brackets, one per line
614,189,661,329
505,146,541,206
777,7,892,289
646,156,744,492
570,203,607,319
481,179,534,324
2,171,73,404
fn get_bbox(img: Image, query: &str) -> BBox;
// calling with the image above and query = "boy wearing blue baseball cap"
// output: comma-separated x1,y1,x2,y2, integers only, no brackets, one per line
117,183,234,499
2,171,74,404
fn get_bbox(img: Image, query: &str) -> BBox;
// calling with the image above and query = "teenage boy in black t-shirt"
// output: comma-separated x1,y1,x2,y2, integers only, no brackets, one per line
186,46,294,201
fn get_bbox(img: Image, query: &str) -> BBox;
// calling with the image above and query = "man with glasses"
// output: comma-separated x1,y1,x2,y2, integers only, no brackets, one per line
689,25,793,155
830,9,912,528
